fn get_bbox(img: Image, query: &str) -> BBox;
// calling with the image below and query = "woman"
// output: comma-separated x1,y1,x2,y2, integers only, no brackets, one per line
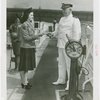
9,17,21,71
19,7,43,89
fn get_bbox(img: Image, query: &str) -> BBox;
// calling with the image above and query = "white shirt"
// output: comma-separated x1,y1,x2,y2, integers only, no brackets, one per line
53,13,81,48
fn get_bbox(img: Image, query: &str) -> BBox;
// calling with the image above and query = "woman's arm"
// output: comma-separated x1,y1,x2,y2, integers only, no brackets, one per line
21,24,42,41
32,34,43,40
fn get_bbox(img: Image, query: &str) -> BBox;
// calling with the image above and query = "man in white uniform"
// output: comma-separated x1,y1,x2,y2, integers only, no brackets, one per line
52,3,81,90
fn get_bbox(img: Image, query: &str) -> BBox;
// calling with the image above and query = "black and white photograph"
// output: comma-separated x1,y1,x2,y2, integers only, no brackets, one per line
1,0,100,100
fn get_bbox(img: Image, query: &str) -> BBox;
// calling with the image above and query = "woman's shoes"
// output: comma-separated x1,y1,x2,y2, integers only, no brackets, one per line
21,83,24,88
21,83,32,89
27,83,32,87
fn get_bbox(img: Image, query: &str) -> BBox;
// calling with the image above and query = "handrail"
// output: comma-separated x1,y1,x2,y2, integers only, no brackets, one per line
87,25,93,32
81,22,93,29
81,22,93,88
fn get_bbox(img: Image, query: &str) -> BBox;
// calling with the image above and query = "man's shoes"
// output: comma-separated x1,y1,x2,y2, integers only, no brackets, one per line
65,85,69,90
52,81,66,85
65,81,69,90
21,83,32,89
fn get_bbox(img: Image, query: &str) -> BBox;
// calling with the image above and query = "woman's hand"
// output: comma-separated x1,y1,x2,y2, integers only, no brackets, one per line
39,32,49,37
38,33,44,37
46,32,54,38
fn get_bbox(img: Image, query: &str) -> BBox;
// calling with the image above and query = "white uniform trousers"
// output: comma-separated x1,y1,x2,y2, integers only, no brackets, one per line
57,48,70,83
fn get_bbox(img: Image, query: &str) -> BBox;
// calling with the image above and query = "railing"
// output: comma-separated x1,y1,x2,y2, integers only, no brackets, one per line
81,22,93,91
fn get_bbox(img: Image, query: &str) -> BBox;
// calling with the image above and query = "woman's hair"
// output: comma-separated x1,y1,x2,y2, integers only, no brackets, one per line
21,7,33,23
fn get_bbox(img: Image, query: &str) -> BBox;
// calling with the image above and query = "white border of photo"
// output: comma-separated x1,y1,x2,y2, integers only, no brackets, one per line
0,0,7,100
94,0,100,100
0,0,100,100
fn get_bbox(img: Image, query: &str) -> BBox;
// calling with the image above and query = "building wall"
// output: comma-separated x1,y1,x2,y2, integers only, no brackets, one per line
7,8,93,29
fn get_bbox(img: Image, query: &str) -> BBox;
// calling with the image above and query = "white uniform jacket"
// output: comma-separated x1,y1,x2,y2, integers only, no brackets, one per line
53,14,81,48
